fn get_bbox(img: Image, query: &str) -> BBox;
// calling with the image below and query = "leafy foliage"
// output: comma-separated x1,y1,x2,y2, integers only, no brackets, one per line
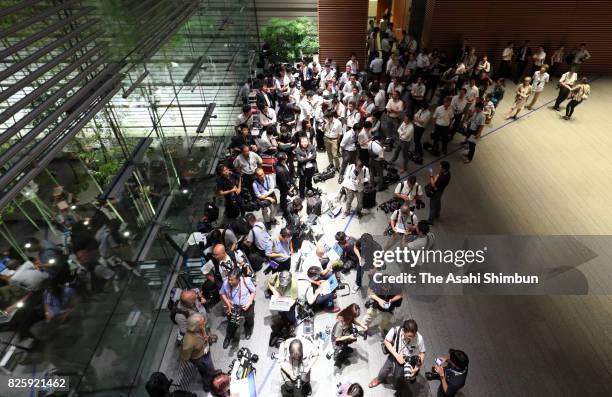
261,17,319,63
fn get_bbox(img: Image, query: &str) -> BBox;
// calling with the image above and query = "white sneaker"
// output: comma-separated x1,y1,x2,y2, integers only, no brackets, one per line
352,285,360,293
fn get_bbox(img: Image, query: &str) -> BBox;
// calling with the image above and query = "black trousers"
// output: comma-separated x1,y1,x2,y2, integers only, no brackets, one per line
411,99,423,117
515,60,528,82
554,86,571,108
498,60,512,79
298,168,315,197
279,187,289,220
191,352,216,391
392,139,412,170
242,173,256,196
428,191,444,222
356,262,364,287
226,304,255,340
370,159,384,190
340,149,357,179
432,124,450,154
565,99,582,118
413,125,425,158
548,62,561,78
451,113,463,136
466,141,477,161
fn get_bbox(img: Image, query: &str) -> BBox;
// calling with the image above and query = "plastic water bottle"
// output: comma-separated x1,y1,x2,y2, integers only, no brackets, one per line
324,324,332,341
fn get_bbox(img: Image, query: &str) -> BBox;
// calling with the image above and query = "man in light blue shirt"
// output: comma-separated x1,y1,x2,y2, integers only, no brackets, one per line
252,167,277,229
219,267,256,348
243,213,273,272
266,228,293,272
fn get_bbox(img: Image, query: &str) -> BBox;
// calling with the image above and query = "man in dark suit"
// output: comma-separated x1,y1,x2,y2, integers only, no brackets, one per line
298,61,314,91
256,83,275,111
514,40,532,83
276,152,292,221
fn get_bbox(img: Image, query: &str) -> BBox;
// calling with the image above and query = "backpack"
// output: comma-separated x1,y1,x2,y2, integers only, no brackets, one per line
170,304,190,325
145,372,172,396
203,202,219,222
230,217,251,237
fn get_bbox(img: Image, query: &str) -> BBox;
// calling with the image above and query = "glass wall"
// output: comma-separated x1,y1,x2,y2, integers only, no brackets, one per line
0,0,258,395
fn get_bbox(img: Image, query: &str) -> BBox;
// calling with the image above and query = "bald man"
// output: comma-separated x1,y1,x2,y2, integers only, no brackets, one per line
173,289,207,341
201,244,236,284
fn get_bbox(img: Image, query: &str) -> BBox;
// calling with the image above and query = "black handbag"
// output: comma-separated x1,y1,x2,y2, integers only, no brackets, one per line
424,183,435,198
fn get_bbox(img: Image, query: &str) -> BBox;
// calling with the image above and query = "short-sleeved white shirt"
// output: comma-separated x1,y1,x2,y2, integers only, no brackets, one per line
385,328,426,357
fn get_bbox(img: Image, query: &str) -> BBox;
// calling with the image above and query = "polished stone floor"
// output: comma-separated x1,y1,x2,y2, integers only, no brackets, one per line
156,78,612,397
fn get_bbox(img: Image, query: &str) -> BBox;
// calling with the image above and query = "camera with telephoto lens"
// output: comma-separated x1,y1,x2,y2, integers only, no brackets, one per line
403,355,422,380
228,306,242,326
295,299,315,322
230,347,259,380
236,346,259,363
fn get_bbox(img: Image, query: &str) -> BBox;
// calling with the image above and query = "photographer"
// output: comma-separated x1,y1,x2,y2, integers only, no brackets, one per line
268,270,298,327
180,313,217,392
341,157,369,219
172,289,208,343
207,228,239,254
219,267,256,349
305,266,339,313
233,145,262,197
235,105,254,131
279,337,320,397
331,303,368,367
229,125,258,155
209,372,240,397
295,136,318,198
314,245,333,279
384,203,418,250
266,228,293,273
242,213,273,272
369,319,426,388
339,122,360,182
426,349,469,397
252,167,278,230
216,165,244,219
364,267,402,334
336,382,364,397
286,198,305,250
334,232,362,274
394,175,425,210
276,153,293,220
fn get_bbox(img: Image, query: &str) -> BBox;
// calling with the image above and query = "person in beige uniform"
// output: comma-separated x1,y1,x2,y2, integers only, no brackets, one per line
181,313,217,392
505,77,533,119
